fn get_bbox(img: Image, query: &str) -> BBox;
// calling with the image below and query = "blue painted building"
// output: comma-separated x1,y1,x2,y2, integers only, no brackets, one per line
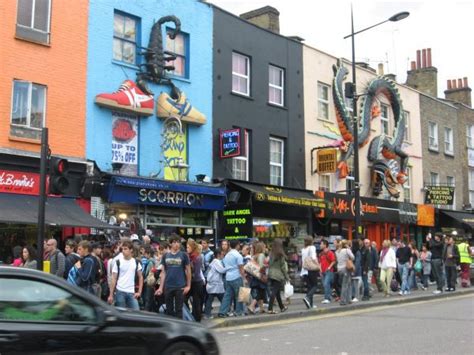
85,0,223,239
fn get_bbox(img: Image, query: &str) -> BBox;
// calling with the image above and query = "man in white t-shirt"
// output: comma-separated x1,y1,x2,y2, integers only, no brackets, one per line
108,240,143,310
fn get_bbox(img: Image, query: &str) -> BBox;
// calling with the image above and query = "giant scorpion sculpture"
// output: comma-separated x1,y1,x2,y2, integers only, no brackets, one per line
332,60,408,198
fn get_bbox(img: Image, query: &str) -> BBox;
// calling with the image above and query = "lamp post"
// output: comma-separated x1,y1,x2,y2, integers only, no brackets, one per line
344,7,409,240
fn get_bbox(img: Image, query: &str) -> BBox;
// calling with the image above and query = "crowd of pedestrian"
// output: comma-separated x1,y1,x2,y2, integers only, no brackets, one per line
8,231,473,322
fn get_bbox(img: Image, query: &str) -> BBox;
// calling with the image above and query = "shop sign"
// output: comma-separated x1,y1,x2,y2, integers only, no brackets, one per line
219,128,242,159
0,170,40,195
399,202,418,225
424,186,455,205
468,149,474,167
222,204,252,239
417,204,435,227
317,148,337,174
255,192,326,209
138,188,203,207
112,112,138,175
163,122,187,180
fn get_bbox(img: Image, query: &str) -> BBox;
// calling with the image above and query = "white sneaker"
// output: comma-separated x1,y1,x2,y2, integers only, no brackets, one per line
312,305,318,309
352,298,359,302
321,299,331,304
399,291,403,295
433,290,442,294
403,291,408,295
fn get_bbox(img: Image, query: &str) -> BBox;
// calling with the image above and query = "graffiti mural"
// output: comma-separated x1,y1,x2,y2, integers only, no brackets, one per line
332,60,409,198
161,116,187,181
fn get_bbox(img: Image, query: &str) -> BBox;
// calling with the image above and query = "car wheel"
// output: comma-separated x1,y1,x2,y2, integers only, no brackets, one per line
163,341,201,355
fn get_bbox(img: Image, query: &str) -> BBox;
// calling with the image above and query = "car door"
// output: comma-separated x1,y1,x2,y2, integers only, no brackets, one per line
0,275,147,355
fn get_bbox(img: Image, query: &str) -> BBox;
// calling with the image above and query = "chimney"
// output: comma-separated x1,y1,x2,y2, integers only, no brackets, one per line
406,48,438,97
444,77,472,107
378,63,384,76
240,6,280,34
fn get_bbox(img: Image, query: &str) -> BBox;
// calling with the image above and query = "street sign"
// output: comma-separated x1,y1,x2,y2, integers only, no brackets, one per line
317,148,337,174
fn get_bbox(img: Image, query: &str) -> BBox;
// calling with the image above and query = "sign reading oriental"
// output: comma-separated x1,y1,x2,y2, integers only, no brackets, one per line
425,186,455,205
222,204,253,240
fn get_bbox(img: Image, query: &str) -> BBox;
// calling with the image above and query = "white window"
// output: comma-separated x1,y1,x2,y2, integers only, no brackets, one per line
444,127,454,155
467,125,474,149
428,122,438,150
381,104,390,135
165,31,188,78
232,52,250,96
404,111,410,142
447,176,455,210
403,167,411,203
469,169,474,206
317,82,330,120
430,172,439,186
270,137,284,186
113,12,138,65
10,80,46,140
268,65,284,106
319,175,331,192
232,130,249,181
16,0,51,44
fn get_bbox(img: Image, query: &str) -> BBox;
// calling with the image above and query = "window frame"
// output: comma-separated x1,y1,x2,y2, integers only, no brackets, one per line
232,130,250,181
403,167,411,203
447,176,455,210
269,137,284,186
113,11,139,66
16,0,52,44
403,111,411,142
469,169,474,207
10,80,46,135
232,52,250,96
317,82,330,121
380,104,390,136
268,65,284,106
467,125,474,149
430,172,439,186
165,29,189,78
444,127,454,155
428,121,439,151
319,174,331,192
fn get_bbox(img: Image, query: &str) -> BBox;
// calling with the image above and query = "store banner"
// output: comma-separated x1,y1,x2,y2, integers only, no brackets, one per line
417,204,435,227
163,124,187,180
112,112,138,176
0,169,40,195
222,204,253,239
424,186,455,205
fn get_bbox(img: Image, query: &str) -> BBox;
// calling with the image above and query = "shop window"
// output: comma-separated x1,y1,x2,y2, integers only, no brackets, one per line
16,0,51,44
268,65,284,106
232,52,250,96
232,130,249,181
145,207,180,225
113,11,139,65
317,82,330,120
182,209,211,226
10,80,46,140
270,137,284,186
165,30,188,78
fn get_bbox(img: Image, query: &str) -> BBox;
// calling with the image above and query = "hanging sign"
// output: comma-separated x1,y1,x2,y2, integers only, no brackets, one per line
317,148,337,174
424,186,455,205
219,128,242,158
222,204,252,239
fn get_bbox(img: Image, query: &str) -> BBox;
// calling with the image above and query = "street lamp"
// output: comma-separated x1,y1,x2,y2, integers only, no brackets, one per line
344,7,409,240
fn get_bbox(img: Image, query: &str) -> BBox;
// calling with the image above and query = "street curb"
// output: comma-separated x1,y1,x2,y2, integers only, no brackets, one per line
206,288,474,329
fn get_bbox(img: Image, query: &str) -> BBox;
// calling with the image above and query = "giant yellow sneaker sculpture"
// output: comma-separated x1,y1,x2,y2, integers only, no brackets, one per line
156,87,206,125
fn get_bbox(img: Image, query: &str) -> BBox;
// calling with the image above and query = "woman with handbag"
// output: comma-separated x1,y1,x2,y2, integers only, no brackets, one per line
247,242,267,314
267,239,289,314
335,239,355,306
420,244,432,290
301,235,319,309
379,239,397,297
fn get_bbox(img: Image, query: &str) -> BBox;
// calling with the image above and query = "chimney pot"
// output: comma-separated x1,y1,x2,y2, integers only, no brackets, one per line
378,63,384,76
464,77,469,88
416,50,421,69
422,49,427,68
410,61,416,70
447,80,452,90
427,48,432,67
458,78,463,88
452,79,457,89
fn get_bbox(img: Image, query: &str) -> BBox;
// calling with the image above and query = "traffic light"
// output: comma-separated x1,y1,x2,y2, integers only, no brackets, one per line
49,156,70,195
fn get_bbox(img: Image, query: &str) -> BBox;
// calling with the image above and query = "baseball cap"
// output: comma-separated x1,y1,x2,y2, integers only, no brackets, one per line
130,234,139,241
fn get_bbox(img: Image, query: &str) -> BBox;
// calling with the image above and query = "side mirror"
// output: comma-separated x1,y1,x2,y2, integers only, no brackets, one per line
85,309,117,334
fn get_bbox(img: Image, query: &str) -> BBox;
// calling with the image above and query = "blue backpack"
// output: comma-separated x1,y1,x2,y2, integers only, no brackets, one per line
67,266,80,286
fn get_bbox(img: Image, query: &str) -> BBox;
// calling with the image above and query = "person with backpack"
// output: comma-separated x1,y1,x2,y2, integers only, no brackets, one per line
64,240,80,279
141,245,156,312
156,234,191,319
91,243,105,298
46,239,65,278
204,248,226,319
108,240,143,310
74,241,98,294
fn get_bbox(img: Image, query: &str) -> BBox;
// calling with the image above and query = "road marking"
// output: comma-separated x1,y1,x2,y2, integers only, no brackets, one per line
261,338,269,341
312,347,320,350
285,342,292,345
243,334,250,337
227,331,235,335
215,293,473,332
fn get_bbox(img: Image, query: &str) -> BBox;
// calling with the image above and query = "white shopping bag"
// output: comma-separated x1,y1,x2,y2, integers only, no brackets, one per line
284,281,294,299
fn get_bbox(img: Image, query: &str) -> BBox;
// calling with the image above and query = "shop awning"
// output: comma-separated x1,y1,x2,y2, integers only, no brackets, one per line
230,181,326,209
440,210,474,229
0,193,123,229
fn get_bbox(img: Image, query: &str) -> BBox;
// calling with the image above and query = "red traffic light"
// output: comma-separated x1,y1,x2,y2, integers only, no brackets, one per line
49,157,70,195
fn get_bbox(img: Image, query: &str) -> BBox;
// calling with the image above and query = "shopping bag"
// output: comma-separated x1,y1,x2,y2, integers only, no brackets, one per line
238,286,251,304
284,282,294,299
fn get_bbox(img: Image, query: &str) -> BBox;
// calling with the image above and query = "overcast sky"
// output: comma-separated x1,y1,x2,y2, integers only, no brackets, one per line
210,0,473,98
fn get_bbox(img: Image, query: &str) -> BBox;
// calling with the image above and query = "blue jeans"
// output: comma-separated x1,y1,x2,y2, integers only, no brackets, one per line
115,290,139,310
322,271,334,301
362,273,369,297
399,263,410,292
219,277,244,316
205,293,224,317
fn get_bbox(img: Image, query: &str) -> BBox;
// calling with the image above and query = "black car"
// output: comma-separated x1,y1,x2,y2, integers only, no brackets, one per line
0,266,219,355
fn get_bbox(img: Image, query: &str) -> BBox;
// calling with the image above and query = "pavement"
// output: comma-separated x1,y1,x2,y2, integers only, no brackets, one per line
215,294,474,354
204,285,474,329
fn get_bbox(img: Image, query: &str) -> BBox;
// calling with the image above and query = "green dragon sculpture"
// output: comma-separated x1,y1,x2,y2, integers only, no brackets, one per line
332,60,408,198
